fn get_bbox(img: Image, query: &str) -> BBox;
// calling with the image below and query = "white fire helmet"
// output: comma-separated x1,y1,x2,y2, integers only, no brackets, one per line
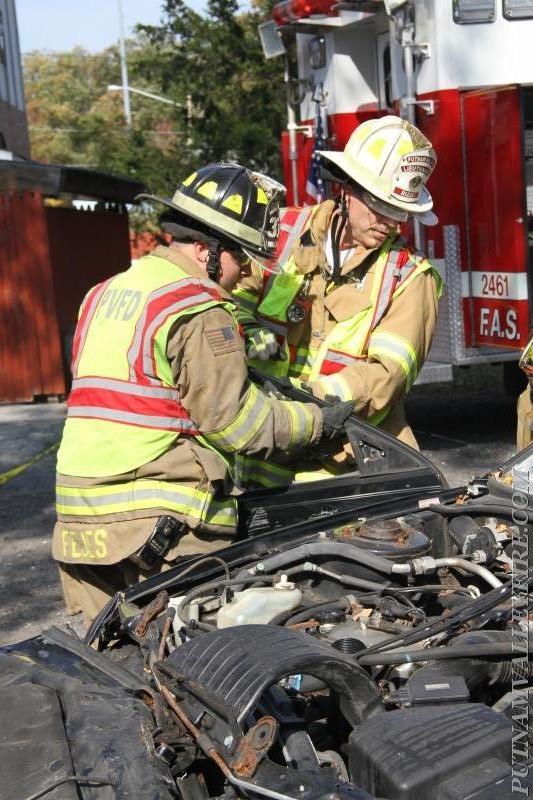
319,115,438,225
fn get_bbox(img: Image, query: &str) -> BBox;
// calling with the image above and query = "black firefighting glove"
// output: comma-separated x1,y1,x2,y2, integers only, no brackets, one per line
321,400,354,440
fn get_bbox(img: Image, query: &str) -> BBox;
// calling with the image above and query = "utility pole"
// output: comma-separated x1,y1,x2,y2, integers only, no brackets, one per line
186,94,193,147
117,0,132,127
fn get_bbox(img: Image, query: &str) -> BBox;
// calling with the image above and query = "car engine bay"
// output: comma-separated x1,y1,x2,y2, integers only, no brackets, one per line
2,461,529,800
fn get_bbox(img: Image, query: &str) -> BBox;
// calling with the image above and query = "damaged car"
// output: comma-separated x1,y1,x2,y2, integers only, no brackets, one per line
1,380,532,800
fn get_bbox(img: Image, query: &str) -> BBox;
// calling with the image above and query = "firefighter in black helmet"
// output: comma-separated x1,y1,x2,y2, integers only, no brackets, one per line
138,162,282,283
53,161,353,624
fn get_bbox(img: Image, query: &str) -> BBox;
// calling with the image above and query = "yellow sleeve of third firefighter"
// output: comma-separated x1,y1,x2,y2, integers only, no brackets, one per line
308,269,439,423
231,263,264,328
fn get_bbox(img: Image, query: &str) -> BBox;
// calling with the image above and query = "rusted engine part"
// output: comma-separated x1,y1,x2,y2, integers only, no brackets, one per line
153,625,381,798
332,517,430,559
124,591,176,670
158,613,175,661
156,678,278,780
160,685,235,780
134,590,169,638
230,716,278,777
159,686,363,800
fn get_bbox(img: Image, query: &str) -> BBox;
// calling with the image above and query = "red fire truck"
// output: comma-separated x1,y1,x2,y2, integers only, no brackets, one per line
259,0,533,385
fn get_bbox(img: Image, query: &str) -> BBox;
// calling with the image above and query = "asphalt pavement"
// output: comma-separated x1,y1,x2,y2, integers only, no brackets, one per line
0,401,72,645
408,363,517,485
0,363,518,646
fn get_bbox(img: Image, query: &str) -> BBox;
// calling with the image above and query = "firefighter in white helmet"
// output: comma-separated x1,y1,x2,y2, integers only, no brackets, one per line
517,336,533,449
53,162,353,623
233,115,443,459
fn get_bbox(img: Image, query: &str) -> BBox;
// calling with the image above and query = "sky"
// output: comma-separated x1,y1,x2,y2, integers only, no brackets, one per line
16,0,204,54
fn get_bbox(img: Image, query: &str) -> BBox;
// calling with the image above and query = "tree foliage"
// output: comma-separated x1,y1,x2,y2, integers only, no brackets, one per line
23,0,286,198
136,0,285,176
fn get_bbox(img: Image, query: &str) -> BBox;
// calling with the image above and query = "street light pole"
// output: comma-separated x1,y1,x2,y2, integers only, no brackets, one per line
108,85,182,107
117,0,132,127
107,85,193,146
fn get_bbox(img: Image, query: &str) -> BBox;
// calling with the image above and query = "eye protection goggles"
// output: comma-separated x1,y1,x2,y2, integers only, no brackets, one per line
359,190,410,224
221,243,252,268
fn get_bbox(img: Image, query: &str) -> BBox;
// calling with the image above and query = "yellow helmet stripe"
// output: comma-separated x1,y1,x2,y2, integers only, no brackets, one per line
171,189,264,249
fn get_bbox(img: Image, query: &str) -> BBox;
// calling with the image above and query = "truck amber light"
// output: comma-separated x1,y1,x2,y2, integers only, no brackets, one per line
453,0,495,24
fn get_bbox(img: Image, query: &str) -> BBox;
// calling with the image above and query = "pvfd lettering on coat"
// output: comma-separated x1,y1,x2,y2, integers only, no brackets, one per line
98,289,142,320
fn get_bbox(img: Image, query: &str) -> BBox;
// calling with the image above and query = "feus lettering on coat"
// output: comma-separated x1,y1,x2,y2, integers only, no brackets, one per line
61,529,108,560
98,289,142,320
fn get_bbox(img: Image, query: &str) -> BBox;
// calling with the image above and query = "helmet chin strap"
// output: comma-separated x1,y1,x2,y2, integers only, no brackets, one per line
330,185,349,285
206,238,222,282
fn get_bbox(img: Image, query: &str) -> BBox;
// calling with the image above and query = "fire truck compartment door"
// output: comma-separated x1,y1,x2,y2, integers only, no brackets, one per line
461,85,528,350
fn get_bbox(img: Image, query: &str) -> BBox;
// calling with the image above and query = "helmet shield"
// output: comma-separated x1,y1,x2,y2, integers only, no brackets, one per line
360,189,438,227
243,248,284,275
360,190,409,223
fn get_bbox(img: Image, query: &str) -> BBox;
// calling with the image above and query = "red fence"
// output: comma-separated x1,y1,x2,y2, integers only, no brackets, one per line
0,192,131,402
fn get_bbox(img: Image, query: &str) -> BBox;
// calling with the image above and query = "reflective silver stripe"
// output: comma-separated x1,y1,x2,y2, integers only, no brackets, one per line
142,291,216,377
72,279,113,375
293,353,307,366
58,486,205,511
71,377,180,400
234,458,293,488
246,461,293,485
206,386,270,451
399,248,426,282
128,279,188,381
285,401,313,447
368,333,418,377
276,208,312,266
67,406,196,430
399,261,417,282
373,248,403,328
127,278,210,379
325,350,358,366
263,269,279,299
318,375,353,401
202,501,236,524
57,485,236,525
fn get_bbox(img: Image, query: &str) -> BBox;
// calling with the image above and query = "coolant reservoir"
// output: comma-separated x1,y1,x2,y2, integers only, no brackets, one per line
216,575,302,628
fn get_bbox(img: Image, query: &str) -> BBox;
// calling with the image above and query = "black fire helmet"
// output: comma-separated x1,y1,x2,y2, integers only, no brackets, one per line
136,163,284,259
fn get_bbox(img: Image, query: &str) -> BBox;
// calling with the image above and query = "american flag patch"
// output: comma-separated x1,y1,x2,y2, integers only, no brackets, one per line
205,325,240,356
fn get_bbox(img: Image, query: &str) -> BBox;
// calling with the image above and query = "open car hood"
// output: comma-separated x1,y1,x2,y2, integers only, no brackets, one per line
238,369,447,536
